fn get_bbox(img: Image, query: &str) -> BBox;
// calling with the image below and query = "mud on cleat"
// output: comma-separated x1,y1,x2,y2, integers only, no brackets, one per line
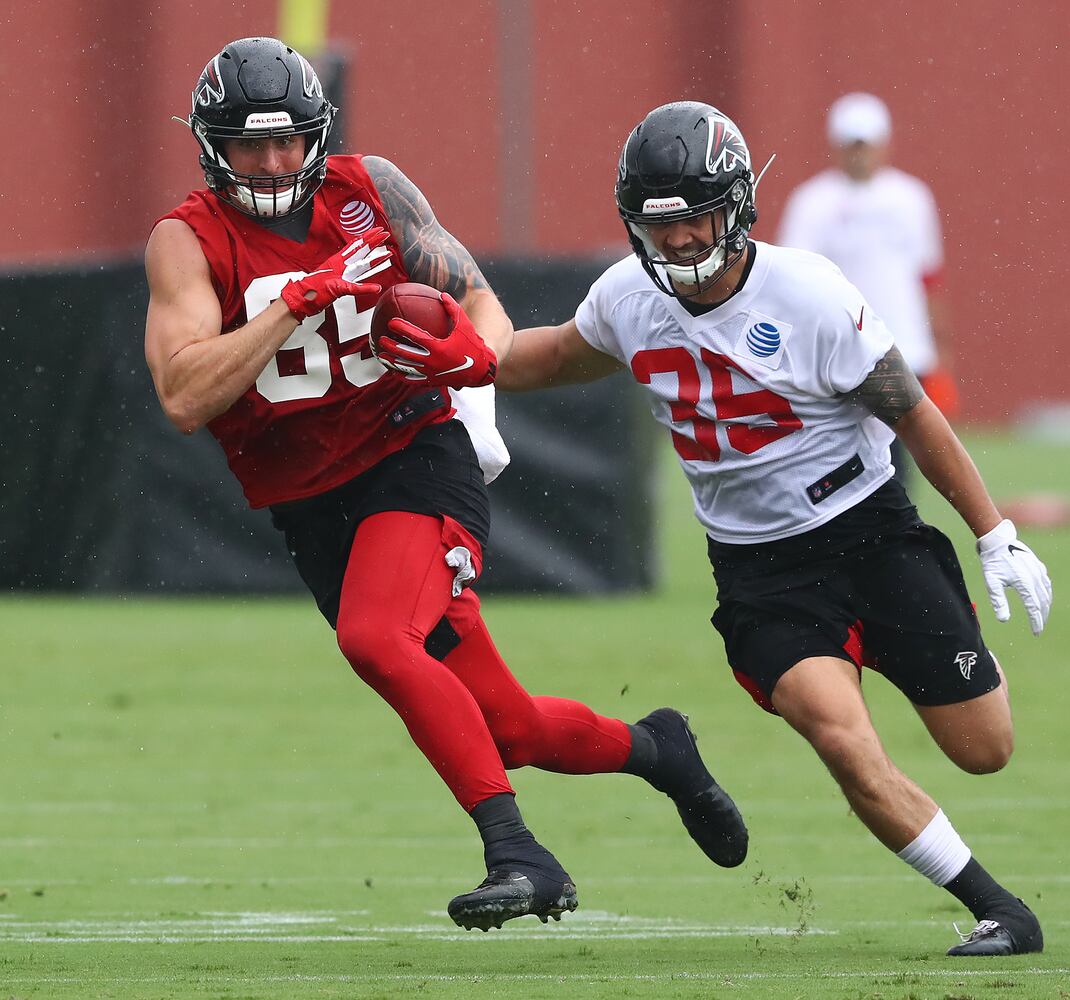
947,901,1043,957
636,708,749,867
448,869,578,931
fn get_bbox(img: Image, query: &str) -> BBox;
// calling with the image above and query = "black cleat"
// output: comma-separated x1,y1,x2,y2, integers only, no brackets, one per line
448,869,578,931
947,901,1044,956
636,708,748,867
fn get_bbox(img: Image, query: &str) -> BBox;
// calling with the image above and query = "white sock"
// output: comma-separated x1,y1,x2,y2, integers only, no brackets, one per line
896,809,972,886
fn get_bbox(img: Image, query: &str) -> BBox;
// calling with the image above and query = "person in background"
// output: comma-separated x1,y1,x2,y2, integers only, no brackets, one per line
144,37,747,934
777,92,958,482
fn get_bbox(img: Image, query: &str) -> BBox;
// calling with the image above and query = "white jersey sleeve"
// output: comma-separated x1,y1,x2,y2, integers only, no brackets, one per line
574,256,635,363
802,265,896,396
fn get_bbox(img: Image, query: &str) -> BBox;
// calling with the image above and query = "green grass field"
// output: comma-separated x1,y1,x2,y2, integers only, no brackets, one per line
2,433,1068,999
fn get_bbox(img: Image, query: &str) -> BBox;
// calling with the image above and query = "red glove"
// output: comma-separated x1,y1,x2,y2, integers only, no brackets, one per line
280,226,390,321
373,293,498,388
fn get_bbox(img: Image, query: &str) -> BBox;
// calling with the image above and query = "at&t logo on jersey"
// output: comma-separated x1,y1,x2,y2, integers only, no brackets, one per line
340,200,376,235
747,322,780,357
735,311,789,369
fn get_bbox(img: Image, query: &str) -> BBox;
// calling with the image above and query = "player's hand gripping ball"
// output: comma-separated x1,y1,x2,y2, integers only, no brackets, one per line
372,283,455,341
371,283,497,388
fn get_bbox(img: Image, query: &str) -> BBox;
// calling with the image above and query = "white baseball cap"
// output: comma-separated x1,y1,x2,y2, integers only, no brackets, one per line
827,92,892,146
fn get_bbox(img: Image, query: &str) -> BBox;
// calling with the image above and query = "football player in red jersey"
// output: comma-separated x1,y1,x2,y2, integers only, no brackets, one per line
498,102,1052,956
144,38,747,930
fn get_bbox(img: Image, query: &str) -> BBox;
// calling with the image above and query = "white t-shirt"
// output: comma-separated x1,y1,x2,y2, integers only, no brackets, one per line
777,167,943,375
575,243,895,544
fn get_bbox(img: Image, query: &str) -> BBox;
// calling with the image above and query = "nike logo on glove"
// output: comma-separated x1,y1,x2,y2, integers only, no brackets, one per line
1007,544,1026,555
438,356,474,376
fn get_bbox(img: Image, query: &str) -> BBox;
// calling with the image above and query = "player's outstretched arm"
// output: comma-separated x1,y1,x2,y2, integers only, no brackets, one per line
847,347,1052,633
496,318,623,392
364,155,513,366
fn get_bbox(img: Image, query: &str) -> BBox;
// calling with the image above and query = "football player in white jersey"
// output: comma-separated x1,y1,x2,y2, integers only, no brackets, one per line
496,102,1053,957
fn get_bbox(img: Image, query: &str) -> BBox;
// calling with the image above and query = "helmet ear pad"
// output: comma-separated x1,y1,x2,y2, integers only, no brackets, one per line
187,37,335,219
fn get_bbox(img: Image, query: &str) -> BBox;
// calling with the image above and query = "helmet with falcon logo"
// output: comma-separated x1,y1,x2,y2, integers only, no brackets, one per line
616,102,766,298
182,37,335,219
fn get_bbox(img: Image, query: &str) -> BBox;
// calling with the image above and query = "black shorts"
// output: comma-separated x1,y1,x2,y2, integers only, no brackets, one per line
708,481,1000,712
269,419,490,630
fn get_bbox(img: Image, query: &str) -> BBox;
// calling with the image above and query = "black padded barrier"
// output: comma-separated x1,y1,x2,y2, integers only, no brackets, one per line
0,255,657,595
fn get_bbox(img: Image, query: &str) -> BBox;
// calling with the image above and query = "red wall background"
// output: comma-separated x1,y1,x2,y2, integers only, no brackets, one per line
4,0,1067,421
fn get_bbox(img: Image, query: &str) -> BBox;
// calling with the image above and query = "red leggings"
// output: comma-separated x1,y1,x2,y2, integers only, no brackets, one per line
336,511,632,811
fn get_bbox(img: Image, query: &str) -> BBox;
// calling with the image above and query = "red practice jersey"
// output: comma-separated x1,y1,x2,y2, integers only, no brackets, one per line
161,155,454,508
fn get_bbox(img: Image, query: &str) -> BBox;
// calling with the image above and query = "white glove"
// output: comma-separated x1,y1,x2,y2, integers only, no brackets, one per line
976,519,1052,635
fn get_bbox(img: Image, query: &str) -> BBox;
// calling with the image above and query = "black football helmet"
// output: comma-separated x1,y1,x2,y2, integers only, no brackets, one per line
184,37,335,218
616,102,758,298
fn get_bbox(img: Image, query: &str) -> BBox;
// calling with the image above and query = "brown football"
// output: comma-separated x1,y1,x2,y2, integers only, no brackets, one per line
371,282,454,345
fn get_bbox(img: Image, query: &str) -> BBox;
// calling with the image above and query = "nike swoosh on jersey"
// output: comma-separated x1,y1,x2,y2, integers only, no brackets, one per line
856,306,865,331
439,356,475,375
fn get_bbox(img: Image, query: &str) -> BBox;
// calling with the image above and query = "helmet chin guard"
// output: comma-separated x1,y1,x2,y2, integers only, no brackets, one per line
230,177,301,217
183,37,335,219
664,247,725,285
210,145,316,219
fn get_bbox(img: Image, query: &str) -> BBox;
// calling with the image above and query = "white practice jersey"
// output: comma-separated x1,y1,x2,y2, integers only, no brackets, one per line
575,242,896,544
777,167,943,375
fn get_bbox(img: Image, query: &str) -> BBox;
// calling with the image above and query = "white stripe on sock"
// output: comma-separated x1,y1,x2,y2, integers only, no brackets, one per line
896,809,971,886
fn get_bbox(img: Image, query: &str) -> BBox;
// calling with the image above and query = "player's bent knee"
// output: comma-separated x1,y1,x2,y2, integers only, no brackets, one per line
485,714,542,770
494,740,534,770
947,734,1014,775
336,621,416,689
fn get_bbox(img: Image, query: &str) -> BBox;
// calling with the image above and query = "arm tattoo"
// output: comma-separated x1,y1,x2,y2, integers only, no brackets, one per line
364,155,489,300
843,346,924,426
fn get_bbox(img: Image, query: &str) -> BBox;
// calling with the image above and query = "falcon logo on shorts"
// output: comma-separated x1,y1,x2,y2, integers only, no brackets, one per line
746,322,781,357
339,200,376,235
954,651,978,680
